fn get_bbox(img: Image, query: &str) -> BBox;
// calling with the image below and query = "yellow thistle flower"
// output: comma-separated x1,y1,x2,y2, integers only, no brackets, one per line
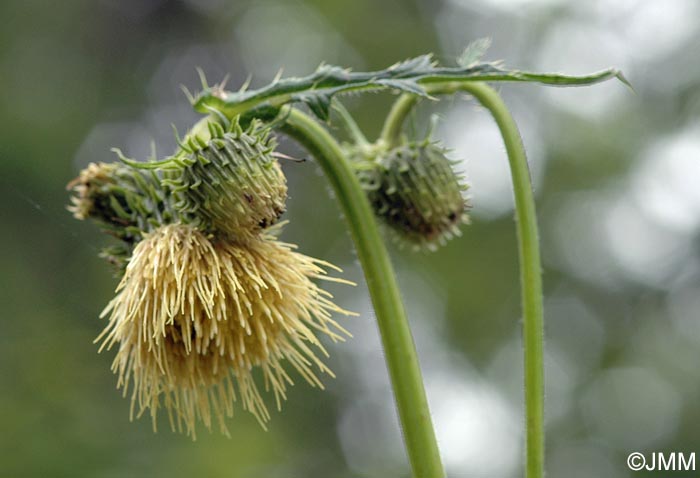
97,223,354,437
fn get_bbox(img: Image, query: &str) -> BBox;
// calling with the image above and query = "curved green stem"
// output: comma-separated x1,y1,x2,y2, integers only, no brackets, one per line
471,85,544,478
382,84,545,478
332,101,370,146
279,106,445,478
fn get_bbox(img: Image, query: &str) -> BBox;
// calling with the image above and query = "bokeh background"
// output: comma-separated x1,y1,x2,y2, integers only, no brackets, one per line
2,0,700,477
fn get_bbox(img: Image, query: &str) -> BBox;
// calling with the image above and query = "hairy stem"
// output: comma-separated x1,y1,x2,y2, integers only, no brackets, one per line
280,107,445,478
382,83,545,478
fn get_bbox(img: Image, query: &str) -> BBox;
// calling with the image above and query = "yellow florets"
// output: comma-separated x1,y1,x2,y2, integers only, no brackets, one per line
98,224,353,437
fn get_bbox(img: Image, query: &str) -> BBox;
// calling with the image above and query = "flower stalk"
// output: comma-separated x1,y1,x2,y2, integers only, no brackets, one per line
382,82,545,478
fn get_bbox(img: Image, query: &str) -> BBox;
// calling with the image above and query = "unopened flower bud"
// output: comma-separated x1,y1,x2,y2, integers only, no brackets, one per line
357,140,469,250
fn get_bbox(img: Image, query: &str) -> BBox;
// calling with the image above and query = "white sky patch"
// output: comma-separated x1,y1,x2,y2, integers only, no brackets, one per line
429,374,521,476
631,125,700,234
580,367,682,450
595,125,700,288
593,0,699,62
545,172,699,291
536,21,628,119
603,195,694,288
446,0,564,11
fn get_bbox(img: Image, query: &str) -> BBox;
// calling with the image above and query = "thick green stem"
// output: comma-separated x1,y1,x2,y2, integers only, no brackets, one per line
280,107,445,478
382,83,545,478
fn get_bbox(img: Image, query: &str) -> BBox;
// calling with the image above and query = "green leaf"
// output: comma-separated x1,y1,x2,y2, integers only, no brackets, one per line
193,52,628,121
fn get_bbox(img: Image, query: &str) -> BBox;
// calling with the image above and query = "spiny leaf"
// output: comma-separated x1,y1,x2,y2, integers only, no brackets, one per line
193,50,628,121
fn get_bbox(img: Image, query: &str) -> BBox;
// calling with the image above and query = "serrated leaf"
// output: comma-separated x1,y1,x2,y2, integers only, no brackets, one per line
385,54,435,76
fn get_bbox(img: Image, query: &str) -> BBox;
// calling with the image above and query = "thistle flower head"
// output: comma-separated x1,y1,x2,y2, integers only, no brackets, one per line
98,223,353,437
122,118,288,242
354,139,470,250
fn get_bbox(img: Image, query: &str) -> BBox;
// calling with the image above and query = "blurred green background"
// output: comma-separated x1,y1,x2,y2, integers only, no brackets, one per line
2,0,700,477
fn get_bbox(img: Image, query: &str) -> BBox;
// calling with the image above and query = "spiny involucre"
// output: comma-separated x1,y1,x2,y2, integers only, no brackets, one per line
66,162,177,271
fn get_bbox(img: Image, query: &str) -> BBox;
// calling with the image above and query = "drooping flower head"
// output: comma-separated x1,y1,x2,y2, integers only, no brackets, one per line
69,114,354,436
97,223,353,437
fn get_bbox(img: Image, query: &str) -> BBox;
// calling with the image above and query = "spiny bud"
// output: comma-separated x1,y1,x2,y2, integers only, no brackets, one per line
149,118,287,241
357,140,470,250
